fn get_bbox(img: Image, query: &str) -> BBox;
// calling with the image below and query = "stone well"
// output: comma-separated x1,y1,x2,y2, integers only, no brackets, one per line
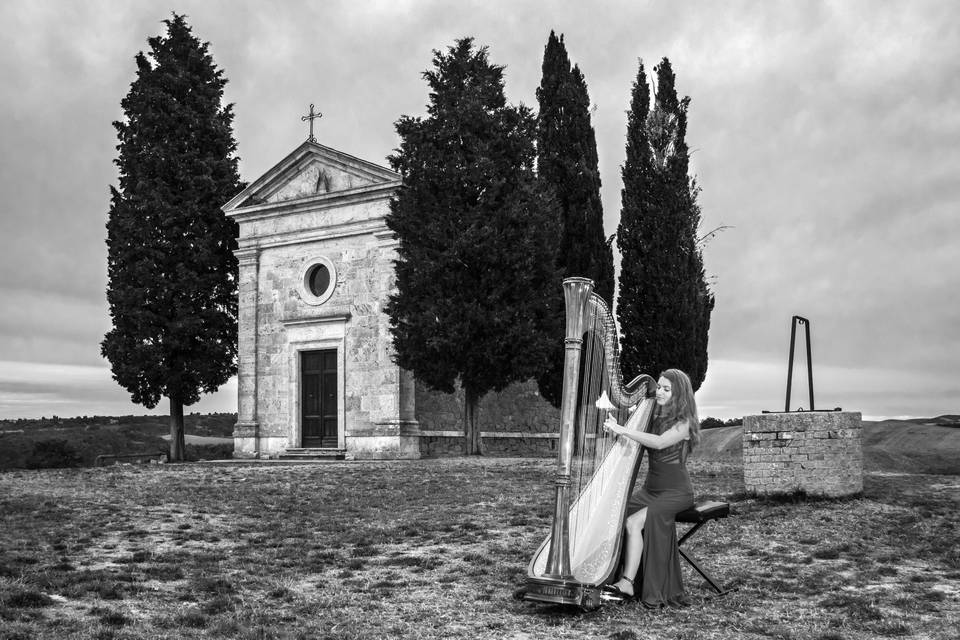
742,411,863,498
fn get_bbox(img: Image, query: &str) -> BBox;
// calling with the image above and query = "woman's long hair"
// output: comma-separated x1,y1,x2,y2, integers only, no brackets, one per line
658,368,701,451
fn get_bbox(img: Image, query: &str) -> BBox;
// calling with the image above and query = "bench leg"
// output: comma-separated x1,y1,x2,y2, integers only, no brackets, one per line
677,520,706,547
678,521,732,596
678,547,729,595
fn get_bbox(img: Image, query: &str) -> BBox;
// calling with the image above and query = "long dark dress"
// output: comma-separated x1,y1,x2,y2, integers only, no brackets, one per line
626,416,694,607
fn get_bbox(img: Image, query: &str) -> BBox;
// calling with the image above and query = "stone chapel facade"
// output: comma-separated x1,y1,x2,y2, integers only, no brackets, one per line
223,141,556,460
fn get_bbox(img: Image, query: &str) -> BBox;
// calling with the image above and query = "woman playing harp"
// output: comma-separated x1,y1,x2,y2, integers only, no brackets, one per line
602,368,700,608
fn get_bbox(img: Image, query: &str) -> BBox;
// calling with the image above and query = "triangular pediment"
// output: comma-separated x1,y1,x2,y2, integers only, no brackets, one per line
223,140,400,214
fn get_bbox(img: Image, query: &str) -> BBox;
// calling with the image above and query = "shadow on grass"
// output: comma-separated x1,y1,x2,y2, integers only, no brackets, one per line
728,487,863,504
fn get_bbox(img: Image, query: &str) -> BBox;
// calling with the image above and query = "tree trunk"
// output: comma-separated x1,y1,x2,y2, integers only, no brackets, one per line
463,388,483,456
169,395,186,462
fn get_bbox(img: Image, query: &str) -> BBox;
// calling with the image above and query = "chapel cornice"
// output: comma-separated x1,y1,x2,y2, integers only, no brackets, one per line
227,181,399,223
236,219,392,251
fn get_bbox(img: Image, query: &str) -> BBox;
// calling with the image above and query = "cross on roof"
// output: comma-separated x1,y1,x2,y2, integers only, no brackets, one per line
301,103,322,143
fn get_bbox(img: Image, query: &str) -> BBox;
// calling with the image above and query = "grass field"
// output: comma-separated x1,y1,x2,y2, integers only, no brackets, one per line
1,457,957,640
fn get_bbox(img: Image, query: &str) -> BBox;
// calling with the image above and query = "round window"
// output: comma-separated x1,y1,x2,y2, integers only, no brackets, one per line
299,256,337,305
307,263,330,297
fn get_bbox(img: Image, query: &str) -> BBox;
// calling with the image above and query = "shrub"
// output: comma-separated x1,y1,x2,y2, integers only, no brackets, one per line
97,609,130,627
700,417,725,429
25,439,83,469
4,591,54,608
185,443,233,461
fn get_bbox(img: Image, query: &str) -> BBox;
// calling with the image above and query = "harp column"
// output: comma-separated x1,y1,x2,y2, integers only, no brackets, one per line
544,277,594,579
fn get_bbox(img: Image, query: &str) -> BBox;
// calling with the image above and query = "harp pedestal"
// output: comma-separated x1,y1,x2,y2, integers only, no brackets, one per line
524,576,606,610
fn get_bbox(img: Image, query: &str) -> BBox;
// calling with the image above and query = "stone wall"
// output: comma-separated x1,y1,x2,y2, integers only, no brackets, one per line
416,380,560,457
416,379,558,433
251,231,399,453
419,434,559,458
743,411,863,497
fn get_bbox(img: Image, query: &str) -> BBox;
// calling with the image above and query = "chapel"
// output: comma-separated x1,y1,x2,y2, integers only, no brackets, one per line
223,138,556,460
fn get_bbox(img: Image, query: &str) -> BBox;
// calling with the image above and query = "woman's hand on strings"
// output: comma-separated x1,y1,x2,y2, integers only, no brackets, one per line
603,416,623,436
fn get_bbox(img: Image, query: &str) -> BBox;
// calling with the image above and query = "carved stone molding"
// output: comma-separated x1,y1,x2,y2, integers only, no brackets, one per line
235,247,261,267
233,421,260,438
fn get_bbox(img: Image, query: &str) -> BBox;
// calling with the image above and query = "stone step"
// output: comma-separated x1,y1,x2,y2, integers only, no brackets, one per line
278,448,346,461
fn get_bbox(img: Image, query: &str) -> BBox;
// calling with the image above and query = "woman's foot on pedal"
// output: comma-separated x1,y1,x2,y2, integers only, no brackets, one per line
611,576,634,597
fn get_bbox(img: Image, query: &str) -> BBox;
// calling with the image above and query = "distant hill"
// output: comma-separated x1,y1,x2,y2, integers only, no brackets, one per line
0,414,236,470
694,418,960,475
860,419,960,474
902,415,960,427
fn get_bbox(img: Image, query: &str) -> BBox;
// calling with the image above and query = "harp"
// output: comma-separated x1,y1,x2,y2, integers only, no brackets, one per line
524,277,655,609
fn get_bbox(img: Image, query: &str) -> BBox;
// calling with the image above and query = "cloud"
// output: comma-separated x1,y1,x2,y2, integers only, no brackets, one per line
0,290,110,366
697,357,958,420
0,360,237,420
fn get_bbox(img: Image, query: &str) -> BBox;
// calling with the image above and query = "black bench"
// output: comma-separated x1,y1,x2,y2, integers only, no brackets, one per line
675,501,732,595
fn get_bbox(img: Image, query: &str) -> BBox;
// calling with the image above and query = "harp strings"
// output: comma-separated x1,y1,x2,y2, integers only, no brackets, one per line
570,305,616,546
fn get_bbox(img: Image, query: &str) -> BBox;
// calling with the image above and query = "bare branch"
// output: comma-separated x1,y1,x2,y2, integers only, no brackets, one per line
697,224,733,247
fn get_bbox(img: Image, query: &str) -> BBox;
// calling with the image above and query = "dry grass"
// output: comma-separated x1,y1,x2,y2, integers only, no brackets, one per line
0,459,957,640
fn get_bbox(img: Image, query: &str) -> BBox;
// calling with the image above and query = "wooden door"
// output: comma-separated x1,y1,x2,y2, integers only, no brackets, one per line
301,349,338,448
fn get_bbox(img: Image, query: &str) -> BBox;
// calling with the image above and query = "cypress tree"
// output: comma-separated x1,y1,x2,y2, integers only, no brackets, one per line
535,31,614,406
102,14,243,461
616,58,713,389
386,39,560,455
685,178,714,391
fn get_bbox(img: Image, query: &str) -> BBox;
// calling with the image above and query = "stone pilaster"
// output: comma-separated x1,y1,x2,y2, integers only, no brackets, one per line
234,247,260,458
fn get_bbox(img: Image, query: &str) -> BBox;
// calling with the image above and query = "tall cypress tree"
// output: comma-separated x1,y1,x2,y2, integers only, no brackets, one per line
685,180,714,390
386,39,560,455
102,14,243,461
535,31,614,406
616,58,713,389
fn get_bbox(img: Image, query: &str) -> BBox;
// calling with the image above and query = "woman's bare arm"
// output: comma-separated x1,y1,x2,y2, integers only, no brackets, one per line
603,416,690,449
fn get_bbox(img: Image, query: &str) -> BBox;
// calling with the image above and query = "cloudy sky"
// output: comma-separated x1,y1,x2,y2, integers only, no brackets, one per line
1,0,958,421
